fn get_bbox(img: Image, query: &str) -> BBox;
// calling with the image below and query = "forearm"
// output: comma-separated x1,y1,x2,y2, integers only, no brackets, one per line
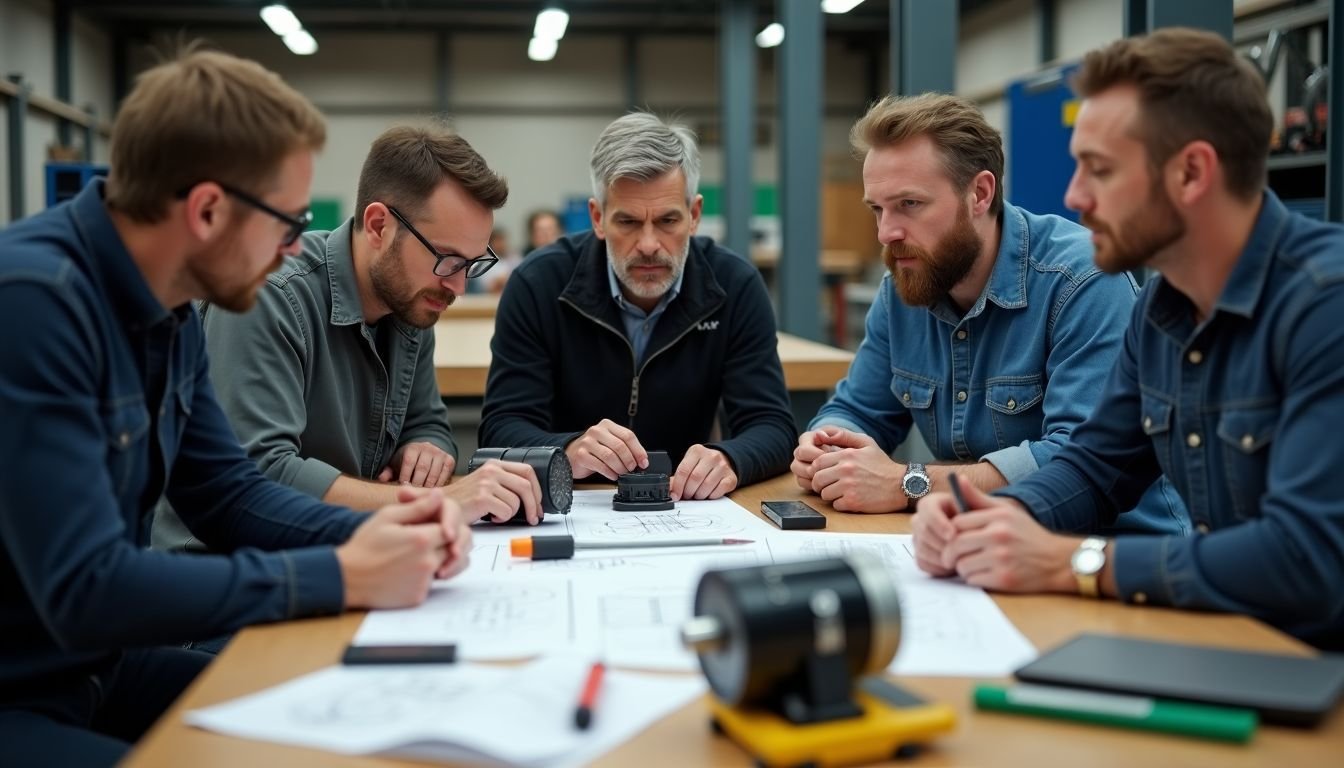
324,475,402,512
926,461,1008,494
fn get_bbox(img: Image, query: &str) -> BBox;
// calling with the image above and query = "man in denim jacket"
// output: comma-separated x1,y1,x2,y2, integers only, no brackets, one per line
792,93,1186,535
912,29,1344,649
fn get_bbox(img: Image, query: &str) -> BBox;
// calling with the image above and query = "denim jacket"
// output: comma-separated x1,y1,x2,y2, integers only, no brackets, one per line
812,202,1187,534
0,181,363,692
1001,191,1344,649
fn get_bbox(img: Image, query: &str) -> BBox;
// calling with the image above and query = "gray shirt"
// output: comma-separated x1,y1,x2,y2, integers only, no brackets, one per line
607,263,683,365
153,219,455,549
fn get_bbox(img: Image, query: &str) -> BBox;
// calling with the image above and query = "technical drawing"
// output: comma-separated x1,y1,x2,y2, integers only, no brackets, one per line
290,675,471,727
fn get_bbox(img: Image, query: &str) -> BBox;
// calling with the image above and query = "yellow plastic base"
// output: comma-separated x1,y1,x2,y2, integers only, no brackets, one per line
708,693,957,768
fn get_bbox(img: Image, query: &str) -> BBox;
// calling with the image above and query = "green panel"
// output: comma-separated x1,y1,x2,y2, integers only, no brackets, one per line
699,185,776,217
310,198,343,232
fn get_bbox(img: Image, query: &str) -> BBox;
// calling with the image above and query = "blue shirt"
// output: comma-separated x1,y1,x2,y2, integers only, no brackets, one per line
608,262,684,365
0,181,365,692
1000,191,1344,649
811,202,1187,534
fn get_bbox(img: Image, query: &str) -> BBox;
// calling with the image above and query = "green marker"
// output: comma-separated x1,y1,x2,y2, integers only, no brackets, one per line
974,683,1257,743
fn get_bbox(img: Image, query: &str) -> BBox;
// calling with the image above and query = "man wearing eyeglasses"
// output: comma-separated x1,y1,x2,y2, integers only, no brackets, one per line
481,112,796,499
0,51,472,766
154,125,543,561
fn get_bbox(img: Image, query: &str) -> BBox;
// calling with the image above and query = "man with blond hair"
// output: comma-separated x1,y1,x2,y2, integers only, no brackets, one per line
913,29,1344,649
791,92,1185,534
0,50,470,765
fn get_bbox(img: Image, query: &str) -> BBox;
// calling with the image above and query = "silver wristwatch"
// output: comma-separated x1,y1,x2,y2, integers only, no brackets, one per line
1071,537,1108,598
901,462,931,500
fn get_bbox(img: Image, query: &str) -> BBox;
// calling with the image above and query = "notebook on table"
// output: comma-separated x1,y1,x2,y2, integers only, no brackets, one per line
1014,633,1344,726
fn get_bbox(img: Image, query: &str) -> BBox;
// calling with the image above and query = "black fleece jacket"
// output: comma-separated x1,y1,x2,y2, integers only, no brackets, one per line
480,230,795,486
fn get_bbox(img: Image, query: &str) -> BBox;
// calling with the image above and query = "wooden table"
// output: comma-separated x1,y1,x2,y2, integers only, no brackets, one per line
126,475,1342,767
434,318,854,403
441,293,500,319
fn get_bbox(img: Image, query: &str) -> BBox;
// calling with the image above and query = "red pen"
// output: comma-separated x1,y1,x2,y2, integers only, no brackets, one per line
574,661,606,730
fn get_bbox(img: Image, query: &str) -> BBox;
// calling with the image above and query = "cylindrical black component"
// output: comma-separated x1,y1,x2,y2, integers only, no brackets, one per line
613,472,673,511
468,446,574,516
686,555,901,709
529,535,577,560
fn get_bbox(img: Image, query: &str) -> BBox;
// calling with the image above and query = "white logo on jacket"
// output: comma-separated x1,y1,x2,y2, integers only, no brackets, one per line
695,320,720,331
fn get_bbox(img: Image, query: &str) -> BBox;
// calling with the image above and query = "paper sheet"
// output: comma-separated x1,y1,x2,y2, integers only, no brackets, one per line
186,656,706,767
766,532,1037,676
563,489,779,541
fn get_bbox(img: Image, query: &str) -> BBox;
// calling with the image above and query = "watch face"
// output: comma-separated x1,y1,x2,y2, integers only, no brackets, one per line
1072,547,1105,575
903,475,930,497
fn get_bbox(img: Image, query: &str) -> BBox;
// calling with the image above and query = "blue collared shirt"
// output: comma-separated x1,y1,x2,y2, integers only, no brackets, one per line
0,181,365,691
1000,191,1344,649
811,202,1187,534
608,262,685,365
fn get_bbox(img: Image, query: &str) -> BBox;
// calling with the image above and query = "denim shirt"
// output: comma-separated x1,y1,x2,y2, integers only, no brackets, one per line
0,181,364,692
1000,191,1344,649
812,202,1187,534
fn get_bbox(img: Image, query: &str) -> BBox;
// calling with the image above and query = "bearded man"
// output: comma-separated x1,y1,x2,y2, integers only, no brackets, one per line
154,125,546,561
790,93,1186,534
480,112,795,500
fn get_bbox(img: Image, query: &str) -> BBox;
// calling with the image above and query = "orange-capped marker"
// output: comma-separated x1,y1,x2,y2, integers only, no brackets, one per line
509,534,752,560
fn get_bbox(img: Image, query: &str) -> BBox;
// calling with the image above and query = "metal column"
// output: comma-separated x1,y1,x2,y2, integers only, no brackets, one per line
1328,0,1344,222
624,35,640,111
54,1,73,147
719,0,754,259
435,31,451,116
7,74,29,221
899,0,956,95
776,0,821,341
1131,0,1233,39
1038,0,1057,64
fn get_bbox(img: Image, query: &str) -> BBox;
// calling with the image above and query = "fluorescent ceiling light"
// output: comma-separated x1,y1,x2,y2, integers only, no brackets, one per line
822,0,866,13
260,4,302,36
755,23,784,48
534,8,570,40
528,36,558,62
283,29,318,56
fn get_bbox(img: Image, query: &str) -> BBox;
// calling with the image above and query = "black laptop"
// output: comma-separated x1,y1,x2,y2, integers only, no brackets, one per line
1014,633,1344,726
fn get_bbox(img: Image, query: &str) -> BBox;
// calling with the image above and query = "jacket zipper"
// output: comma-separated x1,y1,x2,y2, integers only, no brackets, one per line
559,296,719,423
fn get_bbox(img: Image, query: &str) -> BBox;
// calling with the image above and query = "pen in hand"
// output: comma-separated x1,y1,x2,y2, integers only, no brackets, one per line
948,472,969,516
574,661,606,730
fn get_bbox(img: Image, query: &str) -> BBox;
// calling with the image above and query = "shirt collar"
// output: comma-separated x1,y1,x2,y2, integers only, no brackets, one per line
607,258,685,315
324,218,366,326
1212,189,1286,319
72,179,174,331
982,203,1030,310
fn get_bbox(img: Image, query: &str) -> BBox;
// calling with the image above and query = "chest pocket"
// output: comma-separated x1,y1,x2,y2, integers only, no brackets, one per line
1216,406,1276,521
103,399,151,499
984,375,1044,448
1140,393,1174,476
890,369,938,455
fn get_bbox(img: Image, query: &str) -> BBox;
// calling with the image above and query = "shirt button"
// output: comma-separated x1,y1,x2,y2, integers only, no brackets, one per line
119,432,130,447
1196,523,1211,534
1005,398,1017,411
1187,350,1204,365
956,330,968,340
1186,433,1202,448
957,391,968,403
902,392,912,404
1240,434,1254,450
1143,416,1153,431
1133,592,1148,605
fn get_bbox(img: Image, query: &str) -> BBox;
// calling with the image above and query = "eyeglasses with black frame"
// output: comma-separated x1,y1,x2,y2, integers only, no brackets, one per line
175,181,312,246
387,205,499,279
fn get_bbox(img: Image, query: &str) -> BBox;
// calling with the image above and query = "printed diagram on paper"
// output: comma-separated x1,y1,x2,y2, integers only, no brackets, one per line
768,532,923,579
563,490,776,541
352,578,575,659
289,674,472,729
475,541,769,575
573,576,699,671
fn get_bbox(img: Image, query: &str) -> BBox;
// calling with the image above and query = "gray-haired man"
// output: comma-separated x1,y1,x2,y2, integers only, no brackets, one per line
480,112,795,499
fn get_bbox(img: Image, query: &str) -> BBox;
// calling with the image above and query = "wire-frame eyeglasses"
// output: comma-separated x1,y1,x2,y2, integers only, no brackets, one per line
387,205,499,278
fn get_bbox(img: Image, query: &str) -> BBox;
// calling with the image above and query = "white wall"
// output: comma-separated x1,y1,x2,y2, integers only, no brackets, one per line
0,0,113,223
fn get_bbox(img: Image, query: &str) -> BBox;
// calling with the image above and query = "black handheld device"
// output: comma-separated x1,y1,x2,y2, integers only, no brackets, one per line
341,643,458,666
761,500,827,530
